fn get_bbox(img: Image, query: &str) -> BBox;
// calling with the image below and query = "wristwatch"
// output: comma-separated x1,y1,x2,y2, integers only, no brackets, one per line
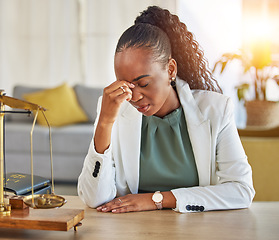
152,191,163,210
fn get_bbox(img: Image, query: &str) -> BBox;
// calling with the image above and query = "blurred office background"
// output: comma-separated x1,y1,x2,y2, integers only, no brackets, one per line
1,0,278,126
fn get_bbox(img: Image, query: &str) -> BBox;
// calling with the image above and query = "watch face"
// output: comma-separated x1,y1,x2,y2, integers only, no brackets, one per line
152,192,163,202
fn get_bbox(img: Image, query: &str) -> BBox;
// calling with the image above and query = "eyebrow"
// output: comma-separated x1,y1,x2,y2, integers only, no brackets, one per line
132,74,150,82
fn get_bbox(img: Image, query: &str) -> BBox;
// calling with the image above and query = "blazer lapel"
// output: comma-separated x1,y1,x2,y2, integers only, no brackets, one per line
177,80,211,186
118,102,142,194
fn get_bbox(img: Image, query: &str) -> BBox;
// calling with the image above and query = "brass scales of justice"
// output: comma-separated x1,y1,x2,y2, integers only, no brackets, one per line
0,90,84,231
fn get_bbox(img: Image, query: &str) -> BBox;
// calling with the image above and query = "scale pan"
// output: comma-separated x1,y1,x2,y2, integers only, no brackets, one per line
23,194,67,209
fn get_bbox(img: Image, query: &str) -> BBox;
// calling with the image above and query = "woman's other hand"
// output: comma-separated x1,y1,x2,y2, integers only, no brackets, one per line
96,193,156,213
96,192,176,213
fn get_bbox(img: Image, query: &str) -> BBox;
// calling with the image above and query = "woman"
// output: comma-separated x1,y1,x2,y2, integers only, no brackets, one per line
78,6,255,213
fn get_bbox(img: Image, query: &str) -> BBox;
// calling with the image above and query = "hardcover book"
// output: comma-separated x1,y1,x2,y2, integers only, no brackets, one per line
28,184,51,195
4,173,51,196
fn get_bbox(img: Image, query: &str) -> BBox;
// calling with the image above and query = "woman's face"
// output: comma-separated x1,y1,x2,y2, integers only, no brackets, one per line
114,47,179,117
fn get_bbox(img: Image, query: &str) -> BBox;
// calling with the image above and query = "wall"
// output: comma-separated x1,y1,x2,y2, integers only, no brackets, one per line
0,0,176,96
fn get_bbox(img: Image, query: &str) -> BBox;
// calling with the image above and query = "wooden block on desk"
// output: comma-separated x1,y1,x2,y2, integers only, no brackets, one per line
5,195,29,209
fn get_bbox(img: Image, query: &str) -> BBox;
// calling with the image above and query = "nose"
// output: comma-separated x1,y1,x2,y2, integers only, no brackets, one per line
130,87,143,102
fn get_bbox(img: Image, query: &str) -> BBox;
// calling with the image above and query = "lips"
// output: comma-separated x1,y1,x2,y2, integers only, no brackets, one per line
135,104,150,113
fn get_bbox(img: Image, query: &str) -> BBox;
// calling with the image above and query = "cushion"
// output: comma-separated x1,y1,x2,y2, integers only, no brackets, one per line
5,122,50,153
23,83,88,127
5,122,94,154
74,84,103,122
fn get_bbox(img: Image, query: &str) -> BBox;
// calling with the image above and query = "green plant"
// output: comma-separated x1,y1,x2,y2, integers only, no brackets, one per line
213,48,279,101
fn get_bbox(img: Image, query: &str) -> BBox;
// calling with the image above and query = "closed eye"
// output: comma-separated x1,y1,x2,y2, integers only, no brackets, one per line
139,83,149,88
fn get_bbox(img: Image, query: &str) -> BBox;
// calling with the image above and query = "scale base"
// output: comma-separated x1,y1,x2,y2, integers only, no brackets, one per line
0,207,84,231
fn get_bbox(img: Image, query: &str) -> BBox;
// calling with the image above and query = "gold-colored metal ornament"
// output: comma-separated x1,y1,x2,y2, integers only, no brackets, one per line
0,90,65,212
23,194,66,209
0,90,12,215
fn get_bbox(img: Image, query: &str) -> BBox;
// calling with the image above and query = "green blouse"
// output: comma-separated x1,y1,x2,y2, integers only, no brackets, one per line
139,106,199,192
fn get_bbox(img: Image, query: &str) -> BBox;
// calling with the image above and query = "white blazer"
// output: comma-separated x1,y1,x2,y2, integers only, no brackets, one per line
78,79,255,213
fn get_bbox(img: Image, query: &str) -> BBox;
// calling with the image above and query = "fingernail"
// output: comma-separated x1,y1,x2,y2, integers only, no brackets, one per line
126,95,132,101
96,207,102,211
129,83,135,88
102,208,107,212
112,209,117,213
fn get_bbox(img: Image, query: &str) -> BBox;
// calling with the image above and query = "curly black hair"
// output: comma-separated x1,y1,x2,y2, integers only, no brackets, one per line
116,6,222,93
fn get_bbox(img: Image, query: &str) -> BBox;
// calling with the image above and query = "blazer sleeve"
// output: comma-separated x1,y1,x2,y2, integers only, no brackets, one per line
77,97,117,208
171,98,255,213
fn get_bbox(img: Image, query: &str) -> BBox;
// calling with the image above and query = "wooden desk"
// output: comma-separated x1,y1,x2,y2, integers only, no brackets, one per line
0,196,278,240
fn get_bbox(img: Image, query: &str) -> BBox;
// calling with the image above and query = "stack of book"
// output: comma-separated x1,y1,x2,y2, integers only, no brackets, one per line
4,173,51,196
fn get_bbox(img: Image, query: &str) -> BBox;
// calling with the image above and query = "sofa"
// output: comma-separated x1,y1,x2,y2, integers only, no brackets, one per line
4,84,103,182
